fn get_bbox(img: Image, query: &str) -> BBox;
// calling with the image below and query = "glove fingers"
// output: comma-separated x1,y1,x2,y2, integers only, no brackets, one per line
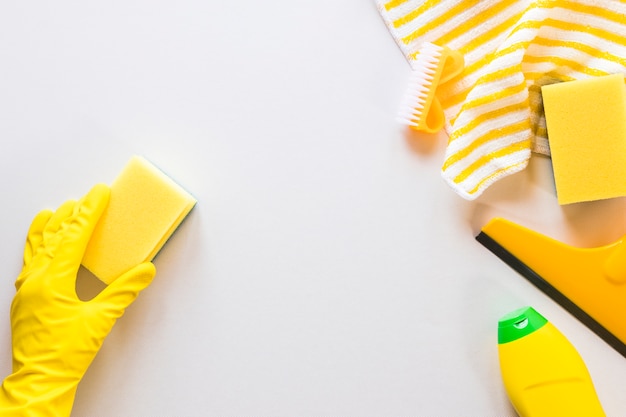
54,184,110,268
15,209,54,291
24,209,53,266
43,199,76,249
96,262,156,314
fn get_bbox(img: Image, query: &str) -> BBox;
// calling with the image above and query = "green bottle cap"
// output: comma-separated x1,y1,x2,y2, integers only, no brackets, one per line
498,306,548,344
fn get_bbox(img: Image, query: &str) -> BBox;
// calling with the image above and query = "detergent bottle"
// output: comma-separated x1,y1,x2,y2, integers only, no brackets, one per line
497,306,605,417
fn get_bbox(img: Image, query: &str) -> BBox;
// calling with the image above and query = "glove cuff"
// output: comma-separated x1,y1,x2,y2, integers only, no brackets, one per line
0,368,78,416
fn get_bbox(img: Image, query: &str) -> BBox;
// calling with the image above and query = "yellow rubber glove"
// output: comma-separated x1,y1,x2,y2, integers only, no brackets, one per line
0,184,156,417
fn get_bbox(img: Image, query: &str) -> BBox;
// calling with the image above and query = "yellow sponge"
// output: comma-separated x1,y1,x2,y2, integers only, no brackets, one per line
542,73,626,205
82,156,196,284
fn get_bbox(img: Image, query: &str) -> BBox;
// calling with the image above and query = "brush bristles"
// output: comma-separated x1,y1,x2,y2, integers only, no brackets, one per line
397,42,444,126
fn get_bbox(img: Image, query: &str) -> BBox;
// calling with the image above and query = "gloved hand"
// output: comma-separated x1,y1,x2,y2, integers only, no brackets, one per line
0,184,156,416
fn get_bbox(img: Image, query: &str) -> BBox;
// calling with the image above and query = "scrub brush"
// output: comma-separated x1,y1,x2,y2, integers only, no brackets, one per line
397,42,464,133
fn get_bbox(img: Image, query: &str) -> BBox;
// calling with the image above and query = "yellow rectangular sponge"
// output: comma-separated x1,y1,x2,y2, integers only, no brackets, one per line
542,73,626,205
82,156,197,284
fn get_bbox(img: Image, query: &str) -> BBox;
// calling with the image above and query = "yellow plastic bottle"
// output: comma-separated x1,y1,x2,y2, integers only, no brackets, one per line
497,307,605,417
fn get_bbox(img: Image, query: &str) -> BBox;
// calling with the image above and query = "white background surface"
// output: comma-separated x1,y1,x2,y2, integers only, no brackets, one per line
2,1,626,416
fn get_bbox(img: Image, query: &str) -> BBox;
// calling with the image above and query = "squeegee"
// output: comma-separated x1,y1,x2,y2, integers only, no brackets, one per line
477,217,626,357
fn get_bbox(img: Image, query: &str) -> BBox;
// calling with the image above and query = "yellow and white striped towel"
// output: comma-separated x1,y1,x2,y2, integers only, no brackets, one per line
377,0,626,200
